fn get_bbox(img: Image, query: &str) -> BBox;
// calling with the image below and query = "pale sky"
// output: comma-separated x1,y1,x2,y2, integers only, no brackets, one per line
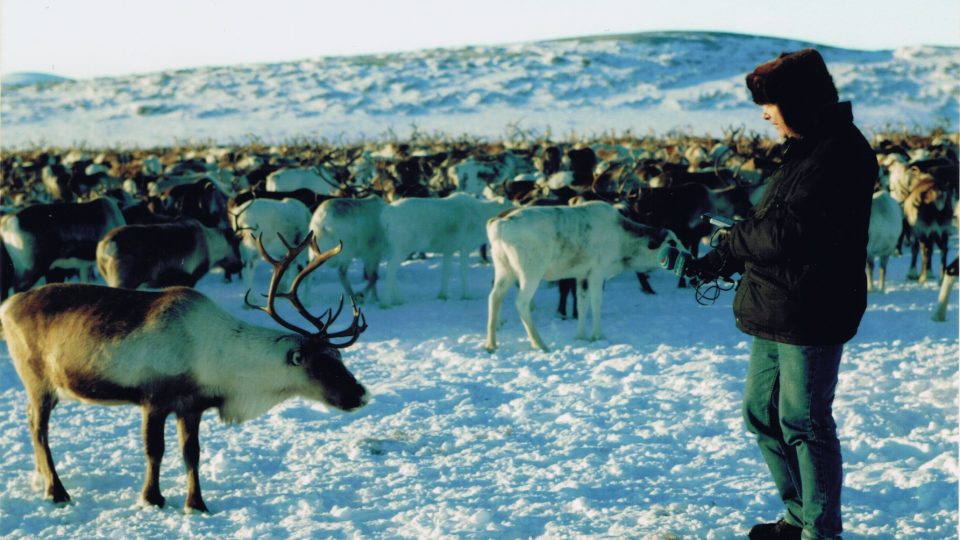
2,0,959,79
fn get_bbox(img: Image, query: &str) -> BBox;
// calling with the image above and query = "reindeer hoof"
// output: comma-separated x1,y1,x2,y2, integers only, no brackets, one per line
185,498,209,514
140,491,166,508
48,486,70,504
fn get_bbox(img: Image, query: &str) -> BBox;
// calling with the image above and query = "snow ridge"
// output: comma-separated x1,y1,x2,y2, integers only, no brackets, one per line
2,31,957,148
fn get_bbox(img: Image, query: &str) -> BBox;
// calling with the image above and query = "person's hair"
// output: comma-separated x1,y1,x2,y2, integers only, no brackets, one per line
746,49,839,136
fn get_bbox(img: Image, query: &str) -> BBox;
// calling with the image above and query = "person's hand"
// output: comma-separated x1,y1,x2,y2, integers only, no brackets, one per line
683,256,721,284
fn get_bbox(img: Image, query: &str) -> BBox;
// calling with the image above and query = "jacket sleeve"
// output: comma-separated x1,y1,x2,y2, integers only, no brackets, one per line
698,234,745,278
724,151,844,265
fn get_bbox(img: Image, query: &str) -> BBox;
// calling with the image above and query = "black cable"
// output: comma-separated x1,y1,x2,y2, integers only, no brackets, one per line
691,228,736,306
694,277,735,306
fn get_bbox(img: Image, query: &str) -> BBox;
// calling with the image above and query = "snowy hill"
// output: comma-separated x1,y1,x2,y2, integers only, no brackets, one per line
1,31,958,148
0,72,74,88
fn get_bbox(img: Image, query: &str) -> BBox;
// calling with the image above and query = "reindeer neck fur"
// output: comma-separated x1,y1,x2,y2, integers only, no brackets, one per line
201,225,232,267
902,177,942,225
184,303,315,424
617,216,665,274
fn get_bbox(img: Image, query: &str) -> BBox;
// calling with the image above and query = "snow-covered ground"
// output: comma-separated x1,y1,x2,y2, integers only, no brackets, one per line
2,32,959,148
0,248,956,539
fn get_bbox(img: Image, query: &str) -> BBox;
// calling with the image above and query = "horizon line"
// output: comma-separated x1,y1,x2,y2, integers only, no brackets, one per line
3,29,958,82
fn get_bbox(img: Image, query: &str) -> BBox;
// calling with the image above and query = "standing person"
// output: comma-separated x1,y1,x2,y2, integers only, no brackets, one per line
684,49,877,539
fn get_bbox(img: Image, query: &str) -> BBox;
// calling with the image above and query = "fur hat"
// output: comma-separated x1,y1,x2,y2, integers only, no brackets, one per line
746,49,839,136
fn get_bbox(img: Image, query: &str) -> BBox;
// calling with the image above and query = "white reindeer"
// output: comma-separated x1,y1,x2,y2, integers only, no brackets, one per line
866,189,904,293
484,201,684,352
380,193,512,306
267,166,339,195
309,195,388,304
232,197,313,297
0,234,368,513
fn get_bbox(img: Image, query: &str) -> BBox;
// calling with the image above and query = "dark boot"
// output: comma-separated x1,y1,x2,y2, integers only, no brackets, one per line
748,519,802,540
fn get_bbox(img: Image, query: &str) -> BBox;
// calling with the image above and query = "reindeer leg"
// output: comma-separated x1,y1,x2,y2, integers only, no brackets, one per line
895,220,908,256
383,254,403,306
177,412,208,513
459,249,470,300
574,279,589,340
27,390,69,503
361,260,380,305
937,233,948,284
865,258,875,293
879,255,890,293
933,258,958,321
337,265,360,303
919,240,931,284
140,406,168,508
571,280,579,319
438,252,452,300
556,279,574,319
243,258,258,295
81,264,94,283
484,268,514,352
516,277,548,352
588,276,605,341
637,272,656,294
907,239,920,281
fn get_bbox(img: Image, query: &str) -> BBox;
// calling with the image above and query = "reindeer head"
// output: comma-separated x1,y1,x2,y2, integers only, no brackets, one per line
245,232,369,411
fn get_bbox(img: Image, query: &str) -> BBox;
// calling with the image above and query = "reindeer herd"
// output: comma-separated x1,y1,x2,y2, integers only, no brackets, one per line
0,128,957,511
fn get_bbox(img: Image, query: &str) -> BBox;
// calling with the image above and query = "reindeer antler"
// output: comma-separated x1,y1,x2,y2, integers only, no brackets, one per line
244,232,367,346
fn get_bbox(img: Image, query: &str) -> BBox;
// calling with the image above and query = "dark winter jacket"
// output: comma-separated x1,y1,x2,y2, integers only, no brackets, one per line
705,102,877,345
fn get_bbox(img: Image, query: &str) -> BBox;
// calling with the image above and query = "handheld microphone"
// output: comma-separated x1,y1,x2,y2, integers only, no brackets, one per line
657,245,689,277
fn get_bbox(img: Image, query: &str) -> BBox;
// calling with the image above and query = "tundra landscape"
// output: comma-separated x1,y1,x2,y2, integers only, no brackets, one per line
0,31,957,539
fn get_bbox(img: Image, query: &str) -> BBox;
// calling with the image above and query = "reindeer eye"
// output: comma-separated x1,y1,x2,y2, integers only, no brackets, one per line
286,350,304,366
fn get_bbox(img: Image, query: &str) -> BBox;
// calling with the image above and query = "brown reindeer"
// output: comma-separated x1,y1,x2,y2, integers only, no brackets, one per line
903,175,955,283
0,232,368,512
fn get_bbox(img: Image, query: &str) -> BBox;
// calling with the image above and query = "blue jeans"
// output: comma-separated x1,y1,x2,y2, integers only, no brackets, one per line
743,338,843,540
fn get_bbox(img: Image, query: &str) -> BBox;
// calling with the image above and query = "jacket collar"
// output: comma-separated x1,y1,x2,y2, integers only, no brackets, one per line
811,101,854,135
782,101,854,160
